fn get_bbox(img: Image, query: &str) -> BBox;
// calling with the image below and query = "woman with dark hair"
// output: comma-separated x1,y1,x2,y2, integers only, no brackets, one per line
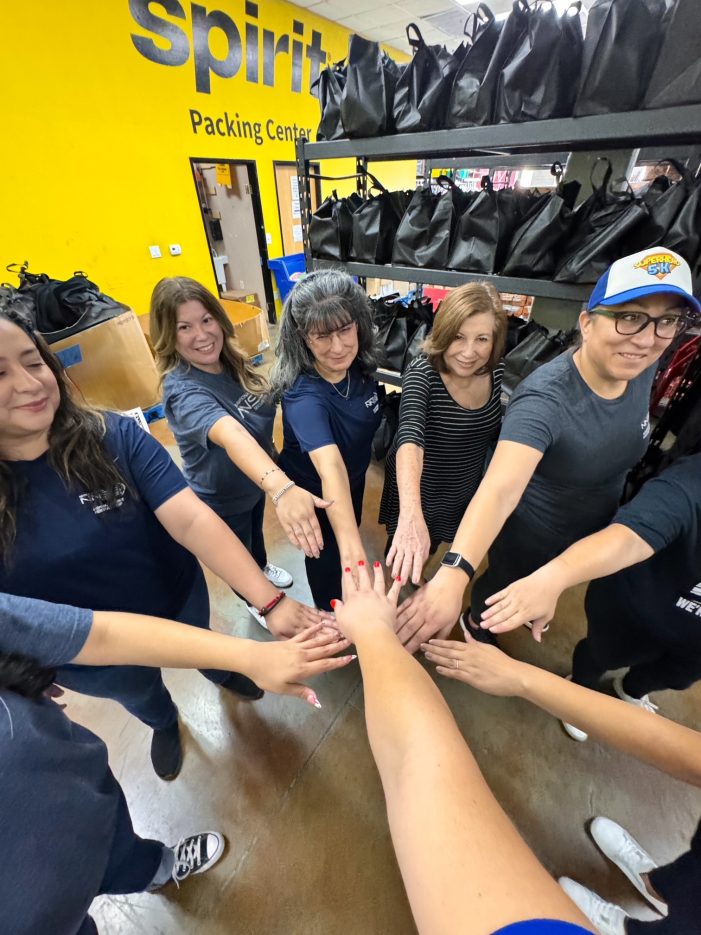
271,270,382,610
151,277,331,628
0,590,353,934
396,248,700,654
379,283,506,585
0,301,327,780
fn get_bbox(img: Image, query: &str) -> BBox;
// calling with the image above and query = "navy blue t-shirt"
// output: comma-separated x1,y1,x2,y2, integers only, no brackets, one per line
0,414,199,618
610,453,701,636
0,591,120,935
278,364,381,495
163,363,276,515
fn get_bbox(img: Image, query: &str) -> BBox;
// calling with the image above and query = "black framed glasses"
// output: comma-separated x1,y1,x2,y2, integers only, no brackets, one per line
592,308,688,340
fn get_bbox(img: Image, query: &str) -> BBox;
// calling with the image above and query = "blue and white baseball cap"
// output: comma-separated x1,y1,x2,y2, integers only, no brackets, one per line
587,247,701,315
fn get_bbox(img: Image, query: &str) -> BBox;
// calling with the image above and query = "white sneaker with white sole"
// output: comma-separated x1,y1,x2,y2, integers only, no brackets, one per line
612,674,659,713
590,817,667,916
558,877,628,935
264,563,293,589
561,676,588,742
247,603,269,631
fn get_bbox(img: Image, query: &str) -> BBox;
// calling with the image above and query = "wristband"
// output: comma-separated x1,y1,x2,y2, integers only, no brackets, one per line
271,480,295,505
259,591,286,617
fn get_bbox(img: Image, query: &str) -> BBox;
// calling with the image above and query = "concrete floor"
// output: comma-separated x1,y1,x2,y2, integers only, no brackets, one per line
63,368,701,934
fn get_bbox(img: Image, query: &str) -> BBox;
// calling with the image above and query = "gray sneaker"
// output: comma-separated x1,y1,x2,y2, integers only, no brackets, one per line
590,817,667,915
559,877,628,935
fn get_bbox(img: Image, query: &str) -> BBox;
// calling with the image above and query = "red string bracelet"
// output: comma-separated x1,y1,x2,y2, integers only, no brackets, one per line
258,591,286,617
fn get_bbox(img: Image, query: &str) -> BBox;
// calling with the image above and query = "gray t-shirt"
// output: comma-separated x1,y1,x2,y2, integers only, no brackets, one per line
499,351,655,547
0,593,121,935
163,364,276,515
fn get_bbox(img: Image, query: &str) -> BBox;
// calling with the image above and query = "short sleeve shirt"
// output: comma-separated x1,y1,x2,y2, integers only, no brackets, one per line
499,351,655,546
278,364,381,494
0,414,199,618
163,363,276,515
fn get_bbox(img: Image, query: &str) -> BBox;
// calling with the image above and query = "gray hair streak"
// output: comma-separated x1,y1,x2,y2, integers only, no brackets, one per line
270,269,381,396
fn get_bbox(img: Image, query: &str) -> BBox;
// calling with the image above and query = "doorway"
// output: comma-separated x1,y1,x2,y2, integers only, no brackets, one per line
274,162,321,256
191,159,276,322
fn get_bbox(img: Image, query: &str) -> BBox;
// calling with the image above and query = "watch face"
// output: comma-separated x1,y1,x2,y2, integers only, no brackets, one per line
443,552,460,566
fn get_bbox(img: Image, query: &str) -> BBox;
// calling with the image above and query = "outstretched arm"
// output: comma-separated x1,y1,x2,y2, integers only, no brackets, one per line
424,637,701,788
334,565,591,935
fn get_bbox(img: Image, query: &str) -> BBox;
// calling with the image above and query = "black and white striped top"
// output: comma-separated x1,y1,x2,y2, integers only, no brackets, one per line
379,354,504,546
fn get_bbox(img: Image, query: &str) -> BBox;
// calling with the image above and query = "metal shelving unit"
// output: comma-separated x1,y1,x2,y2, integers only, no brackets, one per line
295,104,701,385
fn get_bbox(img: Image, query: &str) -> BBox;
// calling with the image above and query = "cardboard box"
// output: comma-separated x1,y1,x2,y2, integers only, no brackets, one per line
220,299,271,358
221,289,261,308
52,310,161,411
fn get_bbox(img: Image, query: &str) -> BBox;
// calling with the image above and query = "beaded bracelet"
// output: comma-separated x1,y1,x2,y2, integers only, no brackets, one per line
259,591,286,617
271,480,296,505
260,466,281,486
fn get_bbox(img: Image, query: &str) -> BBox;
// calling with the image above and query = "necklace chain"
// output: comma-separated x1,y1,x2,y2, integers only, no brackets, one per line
329,370,351,399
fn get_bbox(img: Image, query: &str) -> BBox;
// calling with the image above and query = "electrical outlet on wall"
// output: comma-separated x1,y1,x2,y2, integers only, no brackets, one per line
169,244,182,256
149,245,161,259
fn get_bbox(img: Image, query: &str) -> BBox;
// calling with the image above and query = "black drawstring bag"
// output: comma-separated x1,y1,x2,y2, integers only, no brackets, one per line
661,173,701,269
495,1,584,123
503,166,581,277
372,391,402,461
351,186,412,264
448,177,533,274
620,160,694,255
392,184,457,269
375,294,433,372
643,0,701,110
573,0,669,117
555,168,649,284
472,0,532,125
15,268,127,344
446,5,503,129
393,24,448,133
309,189,363,260
313,61,347,141
502,324,576,405
341,36,400,138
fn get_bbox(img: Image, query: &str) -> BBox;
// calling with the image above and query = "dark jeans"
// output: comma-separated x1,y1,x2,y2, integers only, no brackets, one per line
626,821,701,933
78,787,168,935
572,577,701,698
57,571,234,731
305,480,364,611
221,495,267,605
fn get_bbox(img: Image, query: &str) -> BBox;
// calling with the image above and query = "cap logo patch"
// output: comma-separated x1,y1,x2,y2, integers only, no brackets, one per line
634,253,680,280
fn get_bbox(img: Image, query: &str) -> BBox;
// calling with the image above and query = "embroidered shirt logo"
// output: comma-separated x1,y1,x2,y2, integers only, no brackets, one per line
634,253,679,280
641,414,650,439
79,484,126,514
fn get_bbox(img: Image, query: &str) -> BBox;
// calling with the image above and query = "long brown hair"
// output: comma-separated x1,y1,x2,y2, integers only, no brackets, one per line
149,277,267,393
423,282,506,375
0,305,129,564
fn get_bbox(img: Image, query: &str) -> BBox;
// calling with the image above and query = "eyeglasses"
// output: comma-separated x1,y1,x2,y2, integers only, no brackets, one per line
591,308,688,340
306,321,357,349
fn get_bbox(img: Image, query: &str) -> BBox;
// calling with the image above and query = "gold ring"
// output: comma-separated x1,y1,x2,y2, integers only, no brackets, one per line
454,658,459,670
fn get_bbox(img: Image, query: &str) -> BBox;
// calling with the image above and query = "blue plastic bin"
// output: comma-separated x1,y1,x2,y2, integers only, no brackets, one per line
268,253,306,302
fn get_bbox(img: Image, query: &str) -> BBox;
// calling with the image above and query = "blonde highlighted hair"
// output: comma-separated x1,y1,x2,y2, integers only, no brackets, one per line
423,282,506,375
149,277,267,394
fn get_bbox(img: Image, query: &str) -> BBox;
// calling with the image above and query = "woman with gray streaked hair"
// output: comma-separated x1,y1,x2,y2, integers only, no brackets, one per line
271,270,382,610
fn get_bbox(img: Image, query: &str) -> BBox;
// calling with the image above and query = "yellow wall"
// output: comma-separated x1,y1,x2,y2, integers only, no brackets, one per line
1,1,413,316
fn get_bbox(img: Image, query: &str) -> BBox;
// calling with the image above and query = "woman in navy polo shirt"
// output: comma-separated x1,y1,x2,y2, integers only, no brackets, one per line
271,271,382,610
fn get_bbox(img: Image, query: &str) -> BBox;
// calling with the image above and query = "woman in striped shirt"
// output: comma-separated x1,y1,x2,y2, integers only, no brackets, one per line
379,283,506,584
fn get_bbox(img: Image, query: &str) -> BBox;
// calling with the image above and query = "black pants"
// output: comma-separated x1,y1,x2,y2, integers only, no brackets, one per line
305,480,364,611
626,821,701,933
221,494,268,605
572,576,701,698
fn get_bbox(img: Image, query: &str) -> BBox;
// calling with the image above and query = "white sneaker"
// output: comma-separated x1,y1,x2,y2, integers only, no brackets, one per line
246,603,269,631
561,676,588,742
558,877,629,935
171,831,226,884
264,563,293,589
590,817,667,915
613,674,659,713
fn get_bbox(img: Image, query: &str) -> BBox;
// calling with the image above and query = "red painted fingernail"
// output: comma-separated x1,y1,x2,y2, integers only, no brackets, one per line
396,575,402,582
330,599,336,609
358,560,365,566
374,561,381,567
344,567,351,573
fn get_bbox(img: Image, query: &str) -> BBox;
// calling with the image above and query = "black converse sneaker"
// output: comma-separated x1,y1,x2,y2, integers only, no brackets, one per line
171,832,226,884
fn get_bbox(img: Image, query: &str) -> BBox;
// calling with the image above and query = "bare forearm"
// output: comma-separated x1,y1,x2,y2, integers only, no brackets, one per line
396,443,424,515
544,524,654,593
214,418,289,496
77,611,255,670
519,665,701,787
320,463,363,558
451,483,520,571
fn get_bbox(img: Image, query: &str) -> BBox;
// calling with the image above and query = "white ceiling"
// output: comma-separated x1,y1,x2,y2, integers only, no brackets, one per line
293,0,518,53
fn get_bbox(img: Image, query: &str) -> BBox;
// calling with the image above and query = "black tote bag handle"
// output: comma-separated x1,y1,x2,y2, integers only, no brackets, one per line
434,174,464,194
405,23,426,51
464,3,496,41
309,169,386,193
